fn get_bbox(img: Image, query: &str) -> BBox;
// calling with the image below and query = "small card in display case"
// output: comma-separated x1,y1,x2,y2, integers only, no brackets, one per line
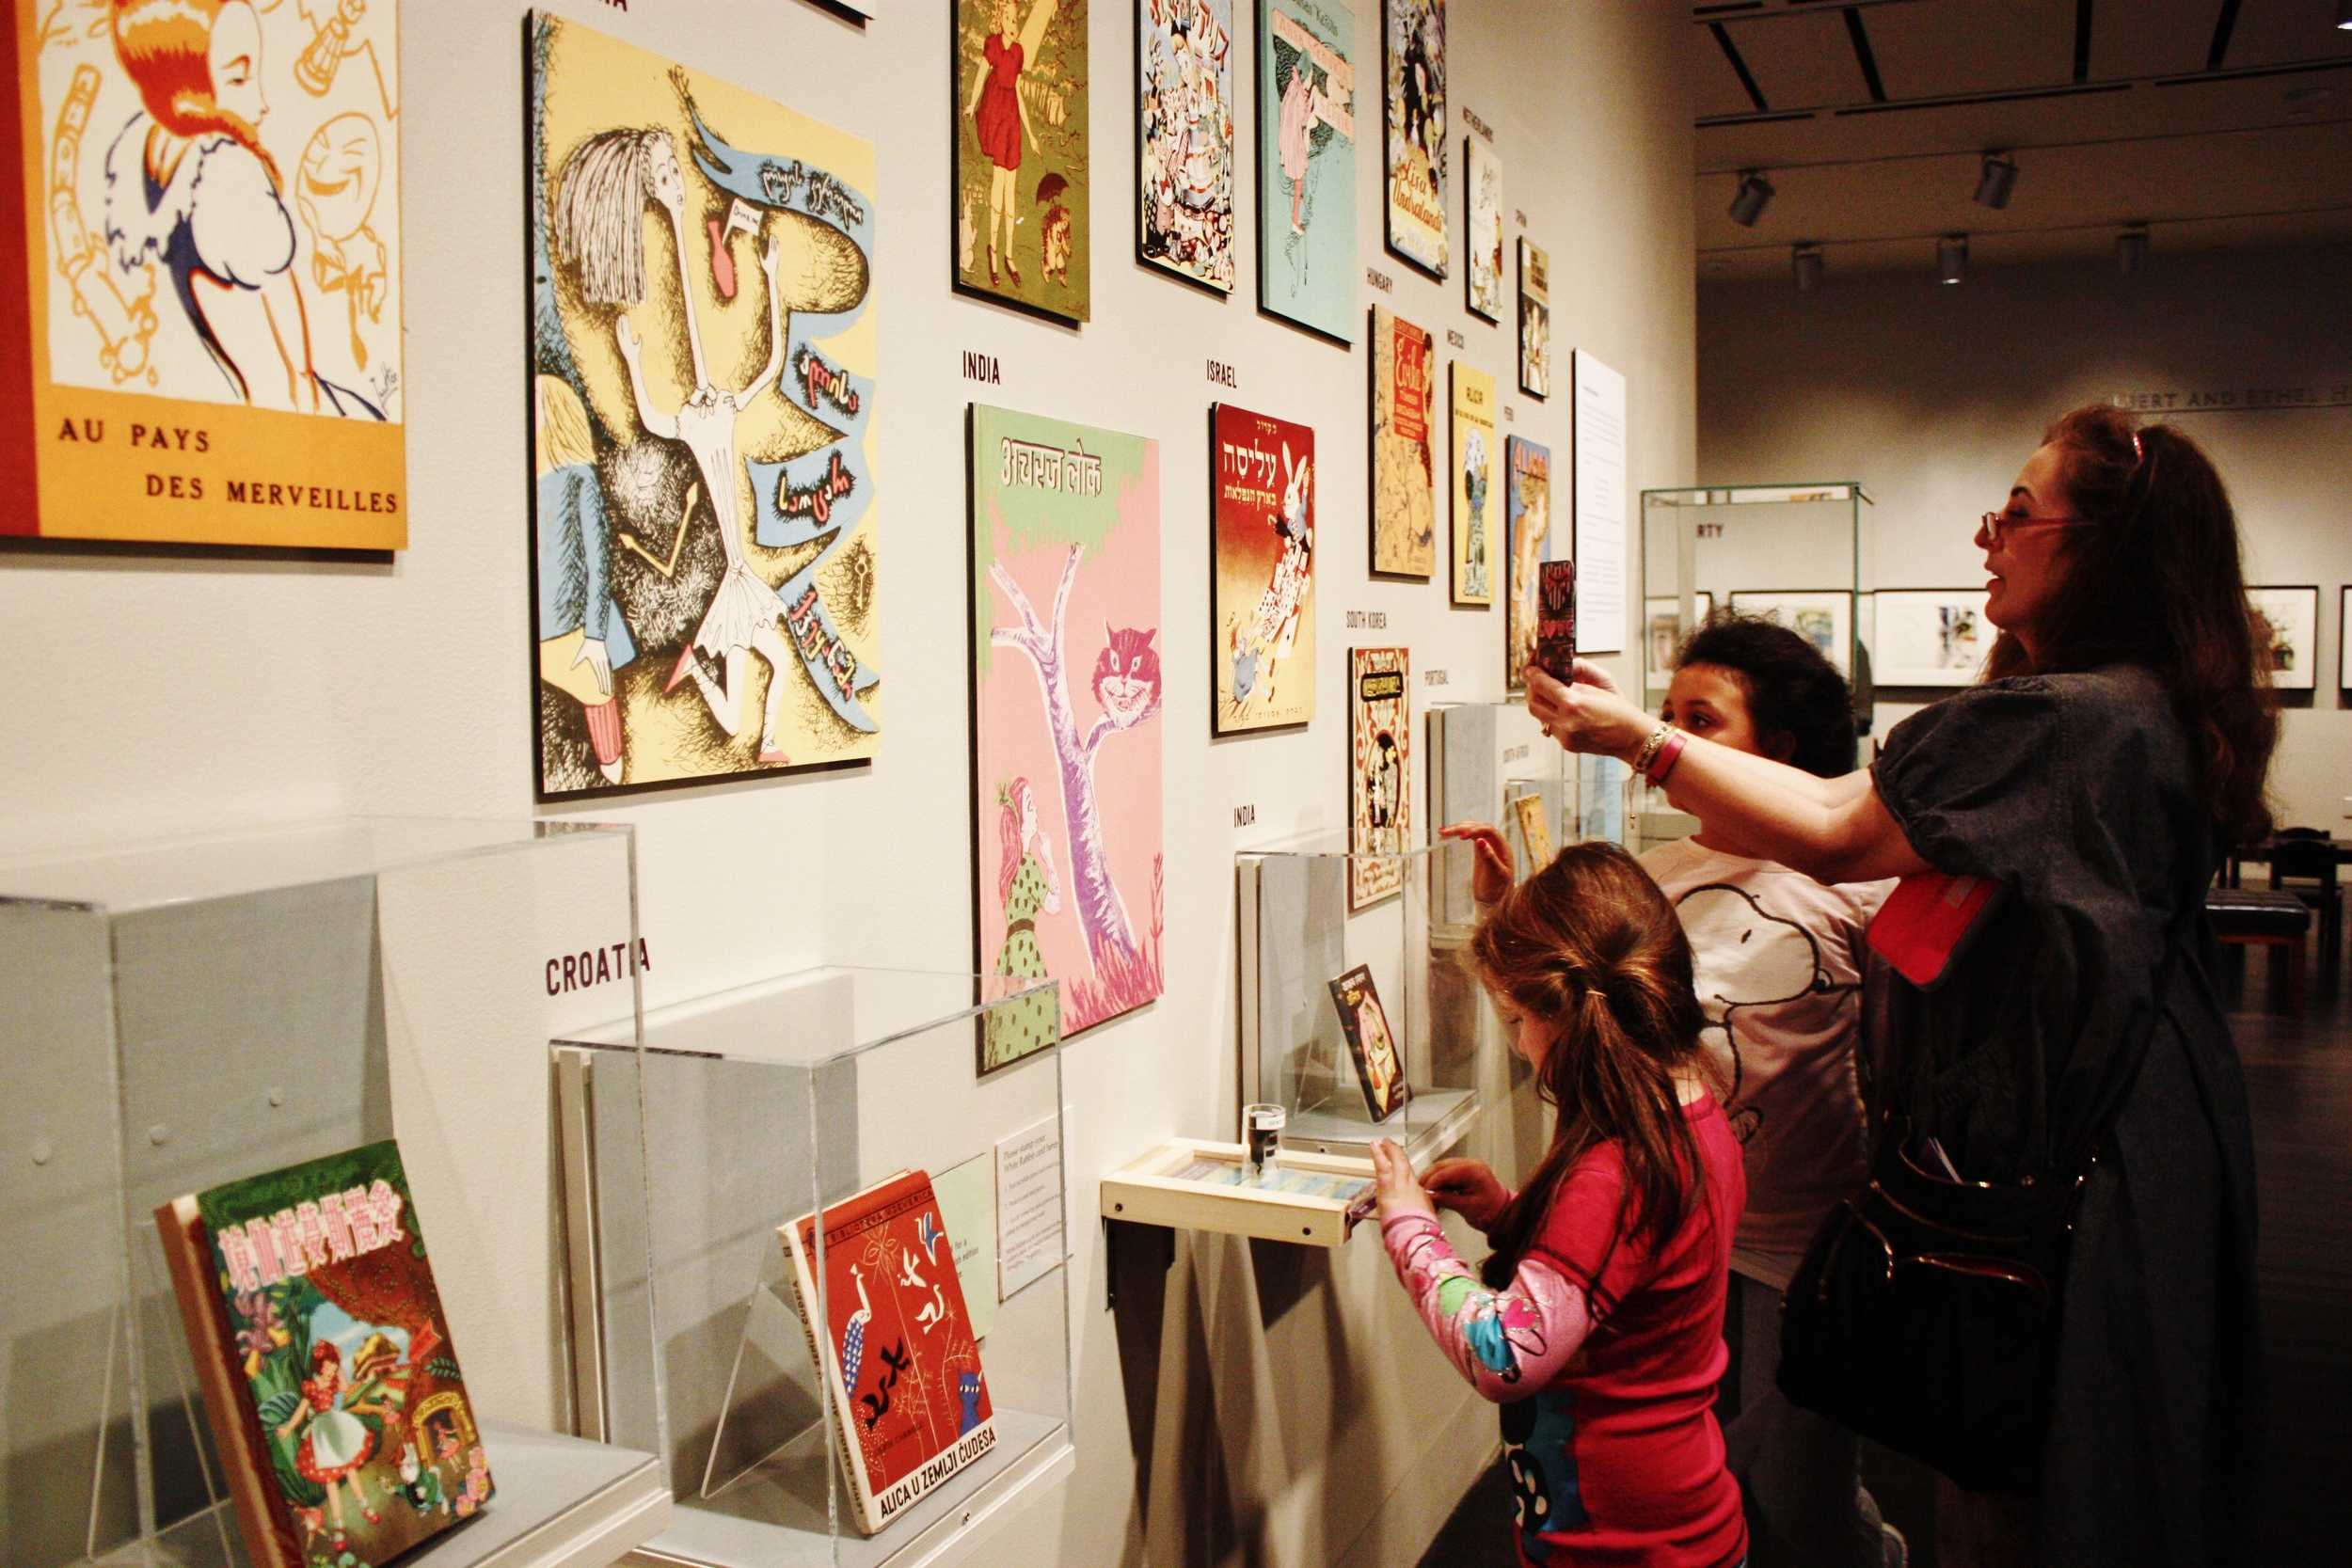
1328,962,1410,1121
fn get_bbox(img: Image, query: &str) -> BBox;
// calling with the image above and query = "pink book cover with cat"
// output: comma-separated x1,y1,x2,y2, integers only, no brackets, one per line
970,405,1163,1069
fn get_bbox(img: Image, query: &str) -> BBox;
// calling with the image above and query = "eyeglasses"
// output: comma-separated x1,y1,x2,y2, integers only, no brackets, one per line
1979,511,2088,547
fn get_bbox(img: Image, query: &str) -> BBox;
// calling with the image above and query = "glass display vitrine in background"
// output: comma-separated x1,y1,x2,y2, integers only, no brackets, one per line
1234,836,1482,1164
0,819,668,1568
1428,700,1574,901
553,968,1073,1568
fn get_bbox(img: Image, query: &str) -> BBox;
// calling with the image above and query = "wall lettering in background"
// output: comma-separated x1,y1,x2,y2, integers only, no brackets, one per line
1233,803,1256,828
2112,386,2352,413
1206,359,1238,388
1461,106,1495,143
1343,609,1389,629
1503,404,1516,423
1514,208,1528,228
962,350,1002,385
601,0,628,8
1422,668,1449,687
1502,743,1531,763
545,939,652,996
1695,521,1724,538
1365,266,1394,293
1445,328,1466,349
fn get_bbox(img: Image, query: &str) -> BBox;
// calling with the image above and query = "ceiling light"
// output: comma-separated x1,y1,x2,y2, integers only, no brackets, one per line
1937,233,1968,285
2337,0,2351,29
2117,223,2149,277
1728,171,1774,228
1972,152,2019,209
1792,243,1823,293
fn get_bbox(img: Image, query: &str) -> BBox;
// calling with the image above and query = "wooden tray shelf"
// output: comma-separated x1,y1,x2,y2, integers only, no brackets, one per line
1100,1138,1381,1247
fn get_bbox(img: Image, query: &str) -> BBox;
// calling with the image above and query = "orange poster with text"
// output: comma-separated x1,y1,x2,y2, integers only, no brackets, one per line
5,1,404,548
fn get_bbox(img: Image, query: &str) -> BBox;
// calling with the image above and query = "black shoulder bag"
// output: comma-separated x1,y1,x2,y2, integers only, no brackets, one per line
1775,924,2189,1496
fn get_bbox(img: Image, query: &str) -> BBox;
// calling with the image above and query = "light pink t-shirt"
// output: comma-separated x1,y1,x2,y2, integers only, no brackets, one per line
1639,837,1893,1289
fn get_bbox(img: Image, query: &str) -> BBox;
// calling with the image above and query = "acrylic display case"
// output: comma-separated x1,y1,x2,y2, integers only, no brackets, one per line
1427,701,1573,898
1234,836,1483,1164
0,820,670,1568
551,968,1073,1568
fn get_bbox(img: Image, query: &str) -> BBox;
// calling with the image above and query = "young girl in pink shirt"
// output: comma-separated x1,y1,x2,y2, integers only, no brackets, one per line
1373,841,1748,1568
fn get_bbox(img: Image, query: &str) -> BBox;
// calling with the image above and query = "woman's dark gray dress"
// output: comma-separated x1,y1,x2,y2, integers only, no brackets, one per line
1870,667,2263,1568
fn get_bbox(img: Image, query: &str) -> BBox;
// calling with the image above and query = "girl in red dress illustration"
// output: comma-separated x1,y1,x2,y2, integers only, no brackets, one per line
965,0,1058,287
276,1340,389,1540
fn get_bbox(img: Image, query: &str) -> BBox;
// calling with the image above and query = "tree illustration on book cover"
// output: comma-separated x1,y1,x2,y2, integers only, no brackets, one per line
1256,0,1356,342
957,0,1091,322
529,13,881,796
1348,646,1410,911
972,406,1163,1067
165,1142,488,1568
1370,305,1435,578
1213,404,1316,734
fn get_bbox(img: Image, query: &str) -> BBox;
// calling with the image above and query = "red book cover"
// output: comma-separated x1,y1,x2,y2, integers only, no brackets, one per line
1535,559,1578,681
781,1170,996,1534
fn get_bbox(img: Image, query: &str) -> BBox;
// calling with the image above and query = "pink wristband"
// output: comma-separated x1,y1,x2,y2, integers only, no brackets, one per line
1646,730,1689,785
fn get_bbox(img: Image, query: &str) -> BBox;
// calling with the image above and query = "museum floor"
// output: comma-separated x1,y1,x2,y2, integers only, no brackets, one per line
1417,951,2352,1568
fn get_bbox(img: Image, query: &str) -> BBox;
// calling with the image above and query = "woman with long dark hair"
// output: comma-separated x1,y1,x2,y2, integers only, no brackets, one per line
1531,406,2272,1566
1372,842,1748,1568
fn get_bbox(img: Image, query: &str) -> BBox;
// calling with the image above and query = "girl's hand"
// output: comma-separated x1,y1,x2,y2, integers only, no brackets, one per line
1438,822,1514,904
1527,664,1652,763
1369,1139,1436,1224
1421,1158,1510,1231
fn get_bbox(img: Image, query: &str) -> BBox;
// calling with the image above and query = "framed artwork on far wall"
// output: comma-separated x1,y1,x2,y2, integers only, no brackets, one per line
1380,0,1446,278
1369,305,1436,578
1211,403,1316,734
1136,0,1236,293
1727,590,1856,677
1449,363,1496,606
2342,587,2351,690
1869,589,1991,688
1517,237,1550,398
2247,585,2318,691
1503,436,1552,691
1348,646,1411,911
954,0,1090,324
1643,593,1716,687
1257,0,1358,344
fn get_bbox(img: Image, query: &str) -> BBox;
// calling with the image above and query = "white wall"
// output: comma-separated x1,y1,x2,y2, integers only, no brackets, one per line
0,2,1693,1564
1699,243,2351,832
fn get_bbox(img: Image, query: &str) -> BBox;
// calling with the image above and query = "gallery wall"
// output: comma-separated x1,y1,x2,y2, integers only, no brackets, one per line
0,4,1695,1566
1698,241,2351,832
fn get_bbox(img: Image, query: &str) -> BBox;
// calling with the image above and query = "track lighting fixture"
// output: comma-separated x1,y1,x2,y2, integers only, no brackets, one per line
2117,223,2149,277
1972,152,2018,210
1728,171,1774,228
1792,243,1823,293
1936,233,1968,285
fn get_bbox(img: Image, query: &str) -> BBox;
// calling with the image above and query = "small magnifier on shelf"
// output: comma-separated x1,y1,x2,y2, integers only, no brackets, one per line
1243,1102,1286,1180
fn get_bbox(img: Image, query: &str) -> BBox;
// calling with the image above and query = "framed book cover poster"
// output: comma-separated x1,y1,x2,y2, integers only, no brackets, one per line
2247,585,2319,691
1644,592,1716,687
1348,646,1410,911
955,0,1090,323
1369,305,1435,578
5,0,405,548
1869,588,1988,687
1517,236,1550,398
1449,363,1495,606
1257,0,1356,343
1137,0,1236,293
154,1141,490,1568
1464,135,1502,322
1511,789,1554,875
1328,963,1408,1119
1504,436,1552,692
1213,403,1316,734
2343,587,2351,689
782,1170,996,1534
1728,590,1856,677
971,404,1163,1060
1380,0,1445,277
529,13,882,798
